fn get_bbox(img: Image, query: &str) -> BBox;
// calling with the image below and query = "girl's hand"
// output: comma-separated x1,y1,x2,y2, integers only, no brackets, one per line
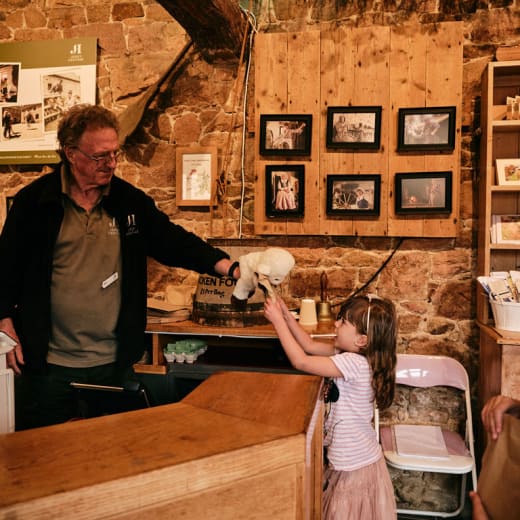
264,297,285,326
276,297,291,320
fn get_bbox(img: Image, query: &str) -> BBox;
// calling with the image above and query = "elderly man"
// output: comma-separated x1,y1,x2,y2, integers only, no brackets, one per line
0,104,239,429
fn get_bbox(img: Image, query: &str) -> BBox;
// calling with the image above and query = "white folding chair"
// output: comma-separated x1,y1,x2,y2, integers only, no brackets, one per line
377,354,477,518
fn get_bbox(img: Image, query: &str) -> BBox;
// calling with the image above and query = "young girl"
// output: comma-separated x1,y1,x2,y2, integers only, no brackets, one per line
264,294,397,520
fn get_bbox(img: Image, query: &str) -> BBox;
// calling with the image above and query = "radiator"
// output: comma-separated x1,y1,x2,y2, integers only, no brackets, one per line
0,332,16,433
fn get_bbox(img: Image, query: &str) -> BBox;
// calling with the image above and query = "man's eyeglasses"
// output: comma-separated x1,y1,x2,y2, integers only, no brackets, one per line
75,147,121,164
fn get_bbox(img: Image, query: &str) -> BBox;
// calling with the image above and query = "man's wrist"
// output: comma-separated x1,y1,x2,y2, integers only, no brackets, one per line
227,261,240,279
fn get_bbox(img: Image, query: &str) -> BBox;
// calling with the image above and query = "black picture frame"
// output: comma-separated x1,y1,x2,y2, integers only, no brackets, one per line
397,106,456,152
326,174,381,216
326,106,382,150
259,114,312,156
266,165,305,218
394,171,452,214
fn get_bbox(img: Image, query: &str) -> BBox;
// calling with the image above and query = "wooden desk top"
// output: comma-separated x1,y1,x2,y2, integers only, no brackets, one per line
146,319,336,339
0,371,322,516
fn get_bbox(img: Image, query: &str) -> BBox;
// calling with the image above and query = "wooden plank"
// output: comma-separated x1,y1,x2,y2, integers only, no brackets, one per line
388,24,429,237
350,26,390,237
286,30,321,235
254,32,321,236
120,466,302,519
320,26,356,236
421,22,462,237
254,32,288,234
319,26,391,237
496,45,520,61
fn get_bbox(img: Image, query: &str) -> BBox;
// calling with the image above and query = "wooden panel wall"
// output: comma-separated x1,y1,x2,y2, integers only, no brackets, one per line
254,22,463,237
254,31,321,235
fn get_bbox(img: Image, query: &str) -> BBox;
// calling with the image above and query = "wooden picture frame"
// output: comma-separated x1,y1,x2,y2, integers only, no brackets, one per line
397,106,456,152
326,174,381,216
492,214,520,244
495,158,520,186
395,171,452,214
326,106,382,150
259,114,312,156
175,146,217,206
265,165,305,218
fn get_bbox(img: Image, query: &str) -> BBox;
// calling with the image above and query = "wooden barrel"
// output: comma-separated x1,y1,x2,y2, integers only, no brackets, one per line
192,275,268,327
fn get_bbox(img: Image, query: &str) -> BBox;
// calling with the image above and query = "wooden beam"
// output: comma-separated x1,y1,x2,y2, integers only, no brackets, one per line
157,0,247,59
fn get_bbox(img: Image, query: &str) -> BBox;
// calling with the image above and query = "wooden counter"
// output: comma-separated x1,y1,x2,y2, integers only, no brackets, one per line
0,371,323,519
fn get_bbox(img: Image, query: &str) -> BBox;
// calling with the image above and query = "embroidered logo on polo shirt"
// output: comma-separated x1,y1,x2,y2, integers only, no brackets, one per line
125,213,139,236
108,217,119,236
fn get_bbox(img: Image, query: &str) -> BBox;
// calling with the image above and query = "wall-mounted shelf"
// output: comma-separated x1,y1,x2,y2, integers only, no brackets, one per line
476,60,520,325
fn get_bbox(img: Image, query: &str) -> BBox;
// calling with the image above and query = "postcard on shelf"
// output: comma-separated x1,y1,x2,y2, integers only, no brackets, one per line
492,214,520,244
480,272,520,302
495,158,520,186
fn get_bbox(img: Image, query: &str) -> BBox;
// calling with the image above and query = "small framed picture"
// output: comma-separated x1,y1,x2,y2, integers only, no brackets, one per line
492,214,520,244
326,174,381,216
395,171,452,214
0,63,20,104
259,114,312,156
175,146,217,206
326,106,382,150
397,106,456,152
265,165,305,218
495,158,520,186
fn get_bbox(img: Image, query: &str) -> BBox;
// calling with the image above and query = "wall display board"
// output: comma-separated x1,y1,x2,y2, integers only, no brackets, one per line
0,38,96,165
254,23,462,238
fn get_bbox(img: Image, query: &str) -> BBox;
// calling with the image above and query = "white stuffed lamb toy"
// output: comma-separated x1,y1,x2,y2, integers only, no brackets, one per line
232,247,295,302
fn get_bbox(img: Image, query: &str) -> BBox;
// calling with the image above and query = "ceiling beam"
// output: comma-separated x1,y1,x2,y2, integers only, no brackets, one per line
157,0,248,60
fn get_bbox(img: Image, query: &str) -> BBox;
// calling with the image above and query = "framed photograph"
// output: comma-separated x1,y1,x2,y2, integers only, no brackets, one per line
259,114,312,156
492,214,520,244
495,158,520,186
265,165,305,218
326,174,381,216
0,63,20,104
395,172,452,214
326,106,382,150
397,106,456,152
175,146,217,207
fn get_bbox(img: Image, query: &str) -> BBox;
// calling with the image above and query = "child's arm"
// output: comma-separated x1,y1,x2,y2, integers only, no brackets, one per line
264,298,340,378
276,298,335,356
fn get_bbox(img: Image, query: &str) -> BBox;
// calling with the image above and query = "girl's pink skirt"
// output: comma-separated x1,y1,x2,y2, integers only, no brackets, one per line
322,456,396,520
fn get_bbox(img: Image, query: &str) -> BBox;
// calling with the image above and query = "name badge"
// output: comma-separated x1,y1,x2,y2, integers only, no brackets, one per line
102,272,119,289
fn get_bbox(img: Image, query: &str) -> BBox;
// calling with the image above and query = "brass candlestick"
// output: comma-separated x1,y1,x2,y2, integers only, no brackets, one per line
317,301,333,321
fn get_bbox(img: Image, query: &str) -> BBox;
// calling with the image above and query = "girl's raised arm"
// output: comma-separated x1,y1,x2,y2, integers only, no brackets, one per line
264,298,339,377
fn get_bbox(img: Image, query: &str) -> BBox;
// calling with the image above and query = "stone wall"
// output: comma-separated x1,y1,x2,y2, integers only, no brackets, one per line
2,0,517,513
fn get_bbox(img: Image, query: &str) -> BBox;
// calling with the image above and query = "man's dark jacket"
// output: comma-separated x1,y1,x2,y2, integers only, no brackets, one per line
0,167,229,370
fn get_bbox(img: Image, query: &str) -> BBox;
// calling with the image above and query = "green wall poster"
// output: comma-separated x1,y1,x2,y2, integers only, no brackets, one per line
0,38,96,165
